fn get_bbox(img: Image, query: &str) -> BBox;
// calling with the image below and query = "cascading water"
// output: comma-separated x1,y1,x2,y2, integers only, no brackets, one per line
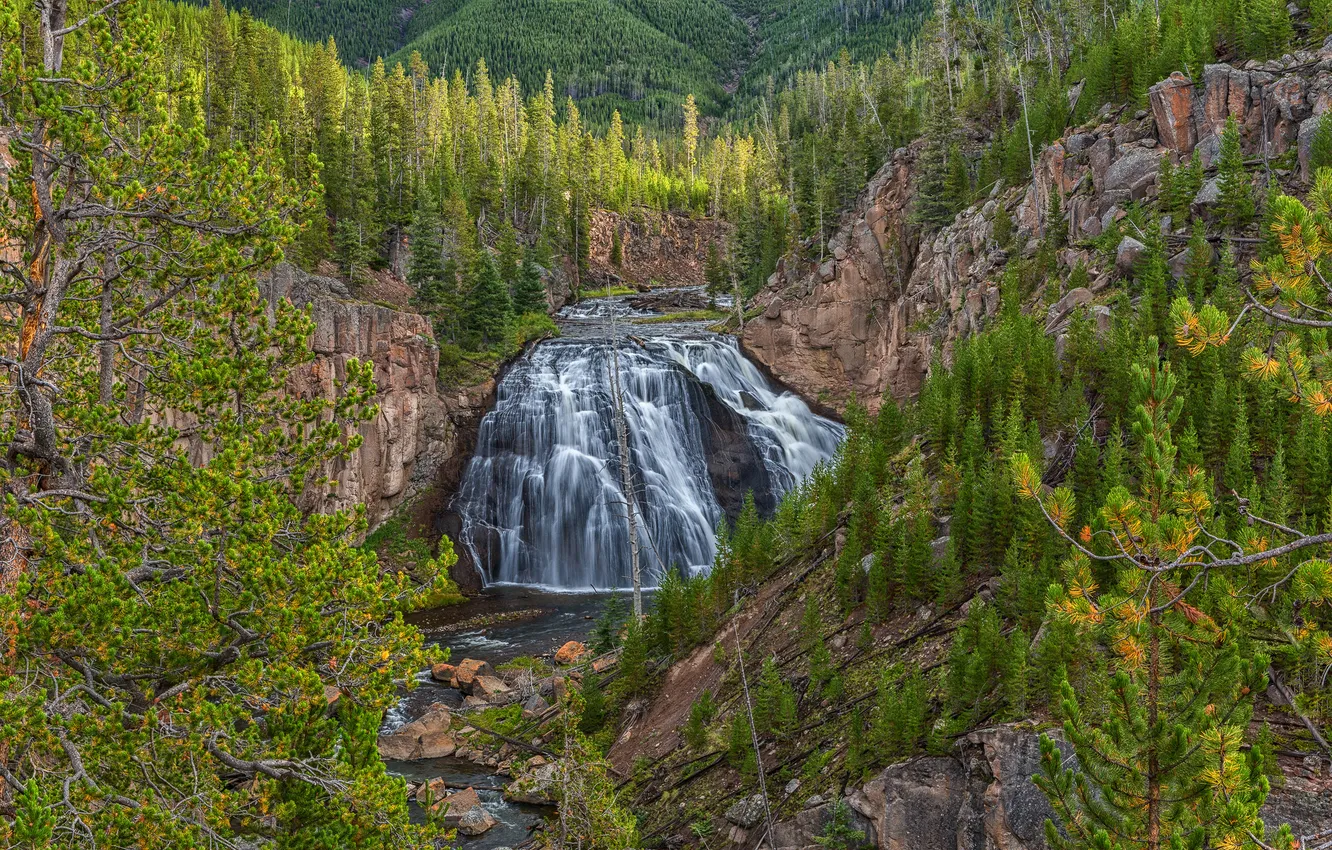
453,293,843,590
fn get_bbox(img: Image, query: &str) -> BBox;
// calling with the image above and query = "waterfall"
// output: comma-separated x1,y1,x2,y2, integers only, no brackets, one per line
454,333,843,590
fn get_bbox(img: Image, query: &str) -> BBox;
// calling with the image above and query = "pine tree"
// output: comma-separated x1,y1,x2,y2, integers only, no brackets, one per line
578,674,607,734
1216,117,1254,231
512,247,550,316
728,712,757,774
1183,218,1214,303
754,656,796,738
616,617,650,697
464,250,513,347
1311,111,1332,175
1017,353,1294,850
1174,150,1204,221
497,222,521,292
683,691,716,749
0,6,433,845
591,595,627,655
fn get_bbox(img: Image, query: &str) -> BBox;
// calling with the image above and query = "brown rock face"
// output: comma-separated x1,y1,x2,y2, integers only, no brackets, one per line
744,53,1332,413
1150,71,1199,153
587,210,730,288
742,147,927,413
554,640,589,665
261,263,452,527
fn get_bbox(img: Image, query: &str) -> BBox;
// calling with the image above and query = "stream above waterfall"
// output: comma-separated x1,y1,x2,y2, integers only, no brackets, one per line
451,287,843,591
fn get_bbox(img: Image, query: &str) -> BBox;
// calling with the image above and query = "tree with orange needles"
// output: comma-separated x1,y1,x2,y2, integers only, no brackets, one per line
1013,345,1322,850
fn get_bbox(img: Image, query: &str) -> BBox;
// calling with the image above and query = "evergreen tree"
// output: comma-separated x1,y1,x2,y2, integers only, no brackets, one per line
464,250,513,347
1216,117,1254,231
591,595,627,655
1311,111,1332,174
1017,353,1295,850
512,247,550,315
683,691,717,749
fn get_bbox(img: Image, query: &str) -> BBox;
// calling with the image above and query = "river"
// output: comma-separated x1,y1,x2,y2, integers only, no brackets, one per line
389,286,843,848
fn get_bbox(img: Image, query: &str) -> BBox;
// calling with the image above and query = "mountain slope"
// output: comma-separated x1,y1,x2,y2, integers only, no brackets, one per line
213,0,932,121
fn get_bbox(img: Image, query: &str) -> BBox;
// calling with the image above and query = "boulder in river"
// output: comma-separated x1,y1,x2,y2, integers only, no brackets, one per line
455,658,496,693
457,805,499,836
554,640,588,664
377,703,455,761
430,662,457,686
427,786,497,835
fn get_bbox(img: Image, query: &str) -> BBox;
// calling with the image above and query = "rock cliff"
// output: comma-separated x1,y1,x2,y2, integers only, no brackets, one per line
263,264,454,527
587,209,731,289
742,40,1332,414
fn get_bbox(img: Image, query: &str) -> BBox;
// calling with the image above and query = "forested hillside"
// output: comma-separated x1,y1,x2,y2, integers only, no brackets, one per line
201,0,934,123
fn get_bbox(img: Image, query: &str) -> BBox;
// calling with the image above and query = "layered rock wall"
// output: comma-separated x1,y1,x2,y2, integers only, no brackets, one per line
263,264,452,527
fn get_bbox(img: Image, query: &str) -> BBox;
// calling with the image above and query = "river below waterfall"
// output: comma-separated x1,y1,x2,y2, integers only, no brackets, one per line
452,286,843,591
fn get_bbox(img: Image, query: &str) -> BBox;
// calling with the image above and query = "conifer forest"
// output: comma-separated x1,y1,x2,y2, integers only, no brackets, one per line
7,0,1332,847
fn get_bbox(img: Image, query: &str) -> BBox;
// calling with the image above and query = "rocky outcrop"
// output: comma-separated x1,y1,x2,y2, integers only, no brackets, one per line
745,46,1332,413
588,210,730,288
774,725,1331,849
742,149,928,412
1144,39,1332,181
693,371,775,518
263,263,452,527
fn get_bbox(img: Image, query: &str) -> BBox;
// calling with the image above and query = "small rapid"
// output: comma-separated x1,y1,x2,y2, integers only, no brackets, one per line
452,289,843,590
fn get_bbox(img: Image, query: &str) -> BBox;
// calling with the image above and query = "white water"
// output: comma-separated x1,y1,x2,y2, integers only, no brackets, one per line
454,303,842,590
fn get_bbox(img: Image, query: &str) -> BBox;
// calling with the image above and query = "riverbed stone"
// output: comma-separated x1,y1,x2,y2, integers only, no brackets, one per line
377,703,455,761
455,659,496,693
472,675,514,702
458,806,498,836
554,640,588,664
430,662,457,685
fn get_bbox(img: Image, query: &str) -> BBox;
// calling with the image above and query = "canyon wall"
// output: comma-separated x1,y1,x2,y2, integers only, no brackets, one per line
263,263,456,528
743,41,1332,414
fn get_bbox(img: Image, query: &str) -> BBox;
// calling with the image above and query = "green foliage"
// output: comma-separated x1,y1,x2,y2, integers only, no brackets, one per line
1216,116,1255,231
616,616,651,697
465,250,513,347
727,711,757,774
870,665,928,761
815,798,870,850
0,3,437,845
683,690,717,749
579,674,608,735
513,246,550,315
753,656,798,738
592,595,629,655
